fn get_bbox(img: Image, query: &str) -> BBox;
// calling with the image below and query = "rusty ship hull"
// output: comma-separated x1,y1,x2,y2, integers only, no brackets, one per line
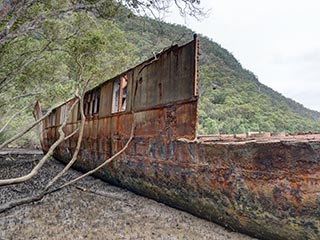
34,37,320,240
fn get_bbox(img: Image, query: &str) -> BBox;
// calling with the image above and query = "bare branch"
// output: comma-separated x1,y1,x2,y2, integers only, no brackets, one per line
0,91,42,110
46,89,86,189
0,102,20,126
0,0,108,46
0,183,61,213
0,98,79,186
64,126,80,141
0,40,51,90
0,100,68,149
59,123,136,189
0,0,23,21
0,102,32,134
0,0,39,41
120,0,204,20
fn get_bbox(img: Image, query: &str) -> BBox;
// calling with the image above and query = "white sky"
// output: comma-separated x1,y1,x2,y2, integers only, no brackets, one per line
165,0,320,112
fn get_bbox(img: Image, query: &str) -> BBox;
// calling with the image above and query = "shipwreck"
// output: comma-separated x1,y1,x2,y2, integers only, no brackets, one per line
34,36,320,240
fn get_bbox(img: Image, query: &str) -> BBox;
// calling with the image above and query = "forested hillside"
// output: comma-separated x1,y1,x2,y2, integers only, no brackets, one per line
1,1,320,147
0,3,139,146
116,12,320,134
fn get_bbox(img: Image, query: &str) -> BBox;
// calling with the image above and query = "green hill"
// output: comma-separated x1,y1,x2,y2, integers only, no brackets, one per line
1,6,320,147
116,13,320,134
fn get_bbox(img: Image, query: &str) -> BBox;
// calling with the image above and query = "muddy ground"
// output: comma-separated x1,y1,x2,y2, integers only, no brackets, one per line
0,149,256,240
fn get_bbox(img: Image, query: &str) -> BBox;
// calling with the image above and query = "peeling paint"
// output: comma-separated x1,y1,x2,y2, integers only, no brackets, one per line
34,37,320,240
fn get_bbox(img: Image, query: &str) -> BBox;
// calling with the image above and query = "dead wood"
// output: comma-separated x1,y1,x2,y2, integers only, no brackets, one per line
0,99,79,186
0,98,74,150
0,187,60,214
0,103,32,134
59,123,136,189
46,91,85,189
74,185,126,201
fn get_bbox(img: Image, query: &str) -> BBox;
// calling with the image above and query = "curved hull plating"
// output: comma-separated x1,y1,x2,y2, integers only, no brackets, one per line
53,134,320,240
35,37,320,239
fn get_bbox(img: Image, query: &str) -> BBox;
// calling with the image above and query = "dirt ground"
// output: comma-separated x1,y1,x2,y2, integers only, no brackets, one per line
0,150,256,240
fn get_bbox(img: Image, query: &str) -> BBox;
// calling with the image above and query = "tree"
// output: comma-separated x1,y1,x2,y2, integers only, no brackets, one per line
0,0,203,144
0,0,204,211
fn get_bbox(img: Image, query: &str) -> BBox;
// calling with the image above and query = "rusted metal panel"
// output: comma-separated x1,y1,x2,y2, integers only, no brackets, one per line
175,101,197,139
117,113,133,137
34,37,320,239
99,80,113,117
38,38,198,141
132,40,197,112
39,125,320,240
134,109,165,137
125,70,134,112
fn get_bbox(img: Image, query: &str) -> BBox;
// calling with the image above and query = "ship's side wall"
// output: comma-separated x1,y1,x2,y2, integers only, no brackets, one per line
132,43,197,111
35,37,320,239
55,138,320,240
40,38,199,154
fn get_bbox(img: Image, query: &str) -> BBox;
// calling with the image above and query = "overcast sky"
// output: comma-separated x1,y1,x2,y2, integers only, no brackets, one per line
165,0,320,112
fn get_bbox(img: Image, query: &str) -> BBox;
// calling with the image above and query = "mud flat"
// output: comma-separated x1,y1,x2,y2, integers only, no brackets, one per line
0,150,256,240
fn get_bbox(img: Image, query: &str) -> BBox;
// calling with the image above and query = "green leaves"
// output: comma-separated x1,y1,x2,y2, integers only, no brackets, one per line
198,61,320,134
0,3,138,145
1,0,320,146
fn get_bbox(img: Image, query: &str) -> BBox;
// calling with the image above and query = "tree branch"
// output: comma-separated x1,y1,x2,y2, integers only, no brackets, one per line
0,102,32,134
0,0,108,46
0,0,23,21
0,40,51,90
0,0,40,41
0,102,20,126
0,91,42,110
0,99,69,150
0,98,79,186
58,123,135,189
46,88,86,189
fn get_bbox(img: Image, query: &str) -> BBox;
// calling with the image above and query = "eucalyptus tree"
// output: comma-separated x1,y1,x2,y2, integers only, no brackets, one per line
0,0,203,146
0,0,203,210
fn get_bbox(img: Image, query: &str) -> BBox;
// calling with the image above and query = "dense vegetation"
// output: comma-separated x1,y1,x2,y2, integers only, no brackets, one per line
116,12,320,134
1,1,320,147
0,2,139,146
